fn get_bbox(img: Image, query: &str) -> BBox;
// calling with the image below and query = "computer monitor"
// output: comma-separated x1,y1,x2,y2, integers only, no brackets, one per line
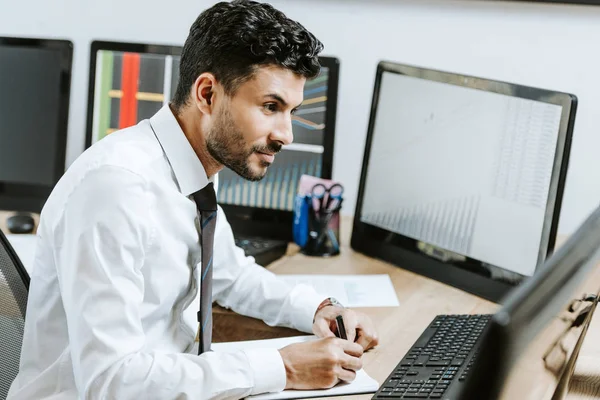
0,37,72,213
456,203,600,400
219,56,339,241
85,40,182,147
352,61,577,302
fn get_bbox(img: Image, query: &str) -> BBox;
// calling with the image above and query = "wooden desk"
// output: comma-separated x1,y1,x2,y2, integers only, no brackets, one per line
212,217,600,400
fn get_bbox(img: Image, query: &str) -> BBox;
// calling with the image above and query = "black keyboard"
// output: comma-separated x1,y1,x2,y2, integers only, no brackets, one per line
372,314,492,399
234,236,288,267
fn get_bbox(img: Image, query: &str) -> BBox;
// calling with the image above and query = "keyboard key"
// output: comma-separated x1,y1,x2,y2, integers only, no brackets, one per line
426,361,450,367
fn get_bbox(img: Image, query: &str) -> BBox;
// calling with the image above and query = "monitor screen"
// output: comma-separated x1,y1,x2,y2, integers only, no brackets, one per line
87,42,182,145
0,37,72,213
360,71,563,277
352,61,576,302
217,65,332,212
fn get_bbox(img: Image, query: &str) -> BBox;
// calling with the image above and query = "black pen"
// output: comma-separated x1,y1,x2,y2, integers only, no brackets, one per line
335,315,348,340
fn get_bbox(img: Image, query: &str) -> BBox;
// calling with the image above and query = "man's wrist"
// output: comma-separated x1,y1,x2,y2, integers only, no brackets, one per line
314,297,344,320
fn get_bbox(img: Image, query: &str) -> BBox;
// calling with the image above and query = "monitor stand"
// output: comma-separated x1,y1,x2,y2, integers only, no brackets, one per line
551,294,599,400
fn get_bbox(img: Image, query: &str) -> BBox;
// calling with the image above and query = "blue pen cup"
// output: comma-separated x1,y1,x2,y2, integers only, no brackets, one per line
293,194,311,248
293,193,341,257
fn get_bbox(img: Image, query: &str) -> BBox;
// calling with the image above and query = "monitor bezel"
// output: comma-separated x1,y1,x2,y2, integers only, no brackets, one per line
220,55,340,241
0,36,73,213
85,40,183,149
351,61,577,303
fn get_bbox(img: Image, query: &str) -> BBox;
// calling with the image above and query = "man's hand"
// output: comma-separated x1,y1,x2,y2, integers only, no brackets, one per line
278,337,363,389
312,305,379,350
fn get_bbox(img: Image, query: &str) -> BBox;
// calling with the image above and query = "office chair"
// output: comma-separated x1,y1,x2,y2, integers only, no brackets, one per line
0,229,29,400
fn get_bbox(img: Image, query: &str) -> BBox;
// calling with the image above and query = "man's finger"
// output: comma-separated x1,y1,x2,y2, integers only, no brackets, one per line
355,314,379,350
337,367,357,383
339,339,364,357
356,327,379,350
341,311,358,342
340,353,363,371
314,318,336,338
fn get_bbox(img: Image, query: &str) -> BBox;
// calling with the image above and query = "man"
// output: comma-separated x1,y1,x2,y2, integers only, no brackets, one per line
8,1,378,399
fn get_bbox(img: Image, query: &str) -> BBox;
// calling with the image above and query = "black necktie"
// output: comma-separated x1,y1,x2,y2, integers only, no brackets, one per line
191,182,217,355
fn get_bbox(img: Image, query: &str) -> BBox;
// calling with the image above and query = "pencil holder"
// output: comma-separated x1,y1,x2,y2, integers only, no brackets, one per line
301,204,341,257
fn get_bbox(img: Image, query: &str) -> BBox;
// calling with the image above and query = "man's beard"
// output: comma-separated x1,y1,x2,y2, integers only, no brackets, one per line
206,108,281,182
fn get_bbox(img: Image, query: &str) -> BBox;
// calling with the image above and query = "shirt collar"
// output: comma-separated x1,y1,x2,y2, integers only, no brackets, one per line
149,104,210,196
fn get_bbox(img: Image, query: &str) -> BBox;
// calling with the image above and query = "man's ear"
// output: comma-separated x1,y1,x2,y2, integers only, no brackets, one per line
192,72,217,114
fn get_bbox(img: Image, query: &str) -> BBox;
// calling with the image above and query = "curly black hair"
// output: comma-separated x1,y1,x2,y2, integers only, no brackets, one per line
171,0,324,111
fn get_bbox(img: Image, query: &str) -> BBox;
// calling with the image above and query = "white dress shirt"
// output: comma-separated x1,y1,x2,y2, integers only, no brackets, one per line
8,105,326,400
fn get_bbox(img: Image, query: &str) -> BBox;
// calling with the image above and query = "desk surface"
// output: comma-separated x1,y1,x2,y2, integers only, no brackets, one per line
2,211,600,399
212,217,600,400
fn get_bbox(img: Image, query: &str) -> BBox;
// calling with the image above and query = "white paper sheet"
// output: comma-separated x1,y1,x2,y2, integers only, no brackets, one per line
277,274,399,308
5,234,37,274
212,335,379,399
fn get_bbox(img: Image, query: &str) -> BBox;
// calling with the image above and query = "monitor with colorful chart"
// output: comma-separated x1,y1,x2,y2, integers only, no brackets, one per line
85,40,182,146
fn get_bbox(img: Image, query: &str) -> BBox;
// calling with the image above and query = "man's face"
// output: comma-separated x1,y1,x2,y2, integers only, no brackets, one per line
206,66,305,181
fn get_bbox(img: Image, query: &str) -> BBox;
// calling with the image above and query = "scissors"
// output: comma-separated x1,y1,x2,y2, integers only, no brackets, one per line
310,183,344,213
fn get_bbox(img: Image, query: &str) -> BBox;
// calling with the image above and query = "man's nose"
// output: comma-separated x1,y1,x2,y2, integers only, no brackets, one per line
270,115,294,146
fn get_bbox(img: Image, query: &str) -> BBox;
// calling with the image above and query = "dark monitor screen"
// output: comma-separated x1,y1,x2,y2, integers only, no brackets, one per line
86,41,182,146
0,37,72,213
352,61,577,302
458,204,600,400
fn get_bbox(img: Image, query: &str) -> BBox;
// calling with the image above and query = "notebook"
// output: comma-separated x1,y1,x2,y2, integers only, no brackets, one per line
212,335,379,399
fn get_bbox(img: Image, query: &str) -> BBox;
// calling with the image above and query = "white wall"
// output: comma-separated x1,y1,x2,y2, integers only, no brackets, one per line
2,0,600,235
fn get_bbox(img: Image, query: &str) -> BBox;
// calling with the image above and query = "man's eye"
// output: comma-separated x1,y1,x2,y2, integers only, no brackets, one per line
264,103,278,113
291,108,299,115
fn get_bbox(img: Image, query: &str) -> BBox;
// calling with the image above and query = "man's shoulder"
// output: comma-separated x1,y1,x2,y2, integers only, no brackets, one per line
84,120,164,174
42,121,171,221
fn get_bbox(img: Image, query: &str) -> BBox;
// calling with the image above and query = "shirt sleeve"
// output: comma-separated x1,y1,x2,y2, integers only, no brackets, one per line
211,207,327,334
53,166,284,399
